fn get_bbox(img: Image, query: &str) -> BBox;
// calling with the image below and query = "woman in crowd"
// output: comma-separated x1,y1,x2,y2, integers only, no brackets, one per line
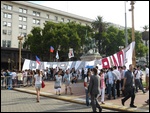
34,69,42,102
54,70,63,95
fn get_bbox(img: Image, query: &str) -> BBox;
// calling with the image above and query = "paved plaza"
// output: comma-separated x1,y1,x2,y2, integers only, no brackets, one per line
1,90,119,112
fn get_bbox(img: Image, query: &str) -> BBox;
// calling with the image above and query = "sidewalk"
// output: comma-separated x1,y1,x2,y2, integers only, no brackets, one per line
13,81,149,112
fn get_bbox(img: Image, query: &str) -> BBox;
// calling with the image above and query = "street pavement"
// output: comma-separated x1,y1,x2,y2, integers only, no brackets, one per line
1,90,119,112
12,80,149,112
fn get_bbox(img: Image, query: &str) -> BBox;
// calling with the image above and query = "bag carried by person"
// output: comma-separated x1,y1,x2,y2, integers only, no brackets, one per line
41,81,45,88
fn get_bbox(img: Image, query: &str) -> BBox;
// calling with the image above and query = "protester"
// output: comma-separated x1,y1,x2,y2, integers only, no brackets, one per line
88,68,102,112
84,70,91,106
121,64,137,108
145,65,149,91
54,70,63,95
99,69,106,104
34,69,42,102
63,70,73,95
134,66,146,93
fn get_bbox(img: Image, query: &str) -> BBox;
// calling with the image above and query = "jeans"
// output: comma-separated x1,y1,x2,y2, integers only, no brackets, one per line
107,83,116,99
85,89,90,106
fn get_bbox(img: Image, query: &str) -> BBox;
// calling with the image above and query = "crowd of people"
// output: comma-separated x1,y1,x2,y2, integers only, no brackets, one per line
1,64,149,111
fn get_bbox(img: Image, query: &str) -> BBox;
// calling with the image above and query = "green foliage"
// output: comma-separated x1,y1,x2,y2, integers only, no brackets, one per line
23,21,92,61
23,18,148,61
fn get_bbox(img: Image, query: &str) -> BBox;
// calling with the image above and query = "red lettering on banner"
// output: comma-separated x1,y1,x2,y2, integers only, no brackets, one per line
117,50,124,66
112,54,118,67
102,58,110,69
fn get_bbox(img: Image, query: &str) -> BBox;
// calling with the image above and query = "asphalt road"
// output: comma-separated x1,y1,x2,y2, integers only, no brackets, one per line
1,90,120,112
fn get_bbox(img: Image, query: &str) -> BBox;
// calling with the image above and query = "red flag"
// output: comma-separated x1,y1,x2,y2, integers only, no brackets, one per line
50,46,54,53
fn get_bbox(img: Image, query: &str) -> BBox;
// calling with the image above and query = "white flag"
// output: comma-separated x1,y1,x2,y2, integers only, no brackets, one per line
56,51,59,59
68,48,74,58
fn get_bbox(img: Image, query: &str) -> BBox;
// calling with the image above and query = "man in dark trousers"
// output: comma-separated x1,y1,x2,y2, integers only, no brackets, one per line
121,64,137,108
88,68,102,112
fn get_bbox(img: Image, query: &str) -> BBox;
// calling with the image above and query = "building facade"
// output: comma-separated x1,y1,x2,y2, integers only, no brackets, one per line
1,1,93,48
1,1,94,70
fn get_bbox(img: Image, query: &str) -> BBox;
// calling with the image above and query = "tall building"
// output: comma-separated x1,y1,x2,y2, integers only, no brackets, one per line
1,1,94,70
1,1,93,48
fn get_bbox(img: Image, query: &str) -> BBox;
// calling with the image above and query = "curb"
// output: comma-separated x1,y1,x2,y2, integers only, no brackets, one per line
13,88,148,112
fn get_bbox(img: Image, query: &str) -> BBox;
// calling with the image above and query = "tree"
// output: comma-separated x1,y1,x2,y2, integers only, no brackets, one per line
23,21,91,61
91,16,108,54
127,28,148,59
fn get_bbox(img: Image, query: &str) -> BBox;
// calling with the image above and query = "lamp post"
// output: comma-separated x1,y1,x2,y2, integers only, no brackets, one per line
18,36,23,71
129,1,136,67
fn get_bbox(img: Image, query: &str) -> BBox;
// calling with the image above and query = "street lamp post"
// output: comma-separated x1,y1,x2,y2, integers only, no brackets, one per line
129,1,136,67
18,36,23,71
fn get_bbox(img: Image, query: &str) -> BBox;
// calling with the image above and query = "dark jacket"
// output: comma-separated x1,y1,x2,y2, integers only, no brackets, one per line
88,75,100,95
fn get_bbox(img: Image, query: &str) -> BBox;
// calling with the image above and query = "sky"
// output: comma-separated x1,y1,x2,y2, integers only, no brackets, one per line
29,1,149,31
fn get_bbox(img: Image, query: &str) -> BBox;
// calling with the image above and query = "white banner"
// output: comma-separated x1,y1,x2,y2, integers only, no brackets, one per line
22,42,135,71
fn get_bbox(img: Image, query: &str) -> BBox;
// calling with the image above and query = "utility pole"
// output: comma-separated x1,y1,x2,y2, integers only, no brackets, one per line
129,1,136,67
125,1,128,47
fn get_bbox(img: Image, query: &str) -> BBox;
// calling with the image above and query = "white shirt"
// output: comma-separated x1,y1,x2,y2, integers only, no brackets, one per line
84,76,90,89
34,74,42,84
113,69,121,80
145,67,149,77
134,70,141,79
12,72,17,79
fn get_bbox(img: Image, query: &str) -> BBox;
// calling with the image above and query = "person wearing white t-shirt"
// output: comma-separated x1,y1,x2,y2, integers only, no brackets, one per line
134,66,146,93
145,65,149,91
34,69,42,102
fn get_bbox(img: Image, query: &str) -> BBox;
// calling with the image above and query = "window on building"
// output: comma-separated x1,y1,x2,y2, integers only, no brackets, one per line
36,12,40,17
7,40,11,47
19,24,22,29
3,21,7,26
55,16,58,21
7,22,11,27
33,19,36,24
19,8,23,13
7,13,12,19
46,14,49,19
23,9,27,13
23,17,27,22
2,40,6,47
36,19,40,25
19,16,22,21
3,4,7,9
23,25,27,30
67,19,70,22
61,18,64,22
7,5,12,10
33,11,40,16
8,30,12,35
33,19,40,25
3,13,7,18
3,4,12,10
3,30,7,35
33,11,36,16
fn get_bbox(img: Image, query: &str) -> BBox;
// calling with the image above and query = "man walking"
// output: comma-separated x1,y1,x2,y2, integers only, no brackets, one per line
88,68,102,112
121,64,137,108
